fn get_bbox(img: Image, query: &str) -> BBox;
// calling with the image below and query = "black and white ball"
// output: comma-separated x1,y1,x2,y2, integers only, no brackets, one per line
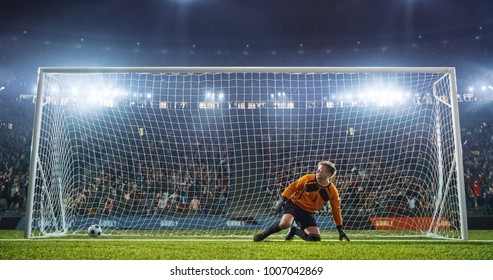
87,224,102,238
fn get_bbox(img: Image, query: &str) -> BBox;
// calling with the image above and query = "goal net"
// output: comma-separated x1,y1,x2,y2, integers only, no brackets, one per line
25,67,468,239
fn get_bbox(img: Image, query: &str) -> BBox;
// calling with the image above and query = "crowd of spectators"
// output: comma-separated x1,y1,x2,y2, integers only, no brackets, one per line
64,110,232,218
0,100,32,216
460,102,493,216
1,97,492,220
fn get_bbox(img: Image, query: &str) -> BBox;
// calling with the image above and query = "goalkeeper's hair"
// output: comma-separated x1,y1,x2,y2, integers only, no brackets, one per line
318,161,336,177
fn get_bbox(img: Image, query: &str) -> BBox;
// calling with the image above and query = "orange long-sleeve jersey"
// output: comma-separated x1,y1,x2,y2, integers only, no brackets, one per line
282,173,343,226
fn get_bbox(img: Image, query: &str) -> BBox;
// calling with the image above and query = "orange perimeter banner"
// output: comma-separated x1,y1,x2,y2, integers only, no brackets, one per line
369,217,451,230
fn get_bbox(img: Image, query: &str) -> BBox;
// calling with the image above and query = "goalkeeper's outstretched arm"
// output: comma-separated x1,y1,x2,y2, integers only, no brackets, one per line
328,184,349,241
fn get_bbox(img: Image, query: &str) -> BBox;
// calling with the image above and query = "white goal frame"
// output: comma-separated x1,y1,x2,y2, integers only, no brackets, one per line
24,67,468,239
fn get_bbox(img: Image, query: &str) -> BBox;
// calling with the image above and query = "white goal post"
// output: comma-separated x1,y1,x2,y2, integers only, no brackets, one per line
25,67,468,239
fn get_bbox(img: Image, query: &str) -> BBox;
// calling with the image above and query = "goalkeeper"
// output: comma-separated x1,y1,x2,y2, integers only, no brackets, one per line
253,161,349,242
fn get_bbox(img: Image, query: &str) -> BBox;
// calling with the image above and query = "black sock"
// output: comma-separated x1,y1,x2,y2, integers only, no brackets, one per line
262,223,282,237
294,227,309,240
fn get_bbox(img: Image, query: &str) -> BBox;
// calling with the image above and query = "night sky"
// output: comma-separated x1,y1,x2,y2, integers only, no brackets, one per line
1,0,492,95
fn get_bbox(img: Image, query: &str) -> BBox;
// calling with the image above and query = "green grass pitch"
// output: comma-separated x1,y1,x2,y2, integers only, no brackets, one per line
1,230,492,260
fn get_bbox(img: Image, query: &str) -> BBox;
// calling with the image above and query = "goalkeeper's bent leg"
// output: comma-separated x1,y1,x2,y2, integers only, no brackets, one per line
290,227,321,242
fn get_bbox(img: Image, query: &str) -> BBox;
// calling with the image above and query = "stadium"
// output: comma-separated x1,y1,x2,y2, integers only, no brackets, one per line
1,67,493,256
1,1,492,279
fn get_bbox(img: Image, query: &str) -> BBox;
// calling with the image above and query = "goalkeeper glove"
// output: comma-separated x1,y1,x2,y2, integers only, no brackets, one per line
337,225,350,241
272,196,287,213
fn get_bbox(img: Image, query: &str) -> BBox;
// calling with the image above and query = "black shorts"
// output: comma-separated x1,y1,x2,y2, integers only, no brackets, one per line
284,200,317,230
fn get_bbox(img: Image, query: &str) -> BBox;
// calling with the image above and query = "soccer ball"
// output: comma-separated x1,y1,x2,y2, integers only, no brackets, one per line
87,224,102,238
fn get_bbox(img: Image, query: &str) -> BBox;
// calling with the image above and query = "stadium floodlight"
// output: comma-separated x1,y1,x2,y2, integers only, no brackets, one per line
25,67,467,240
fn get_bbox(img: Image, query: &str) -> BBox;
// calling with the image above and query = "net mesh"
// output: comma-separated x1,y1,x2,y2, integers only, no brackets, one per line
26,68,465,239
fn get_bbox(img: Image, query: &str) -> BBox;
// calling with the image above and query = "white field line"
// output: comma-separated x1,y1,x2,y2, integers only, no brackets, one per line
1,238,493,242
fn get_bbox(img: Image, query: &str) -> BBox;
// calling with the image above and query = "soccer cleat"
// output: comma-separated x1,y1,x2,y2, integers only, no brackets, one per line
253,233,266,242
285,227,296,241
